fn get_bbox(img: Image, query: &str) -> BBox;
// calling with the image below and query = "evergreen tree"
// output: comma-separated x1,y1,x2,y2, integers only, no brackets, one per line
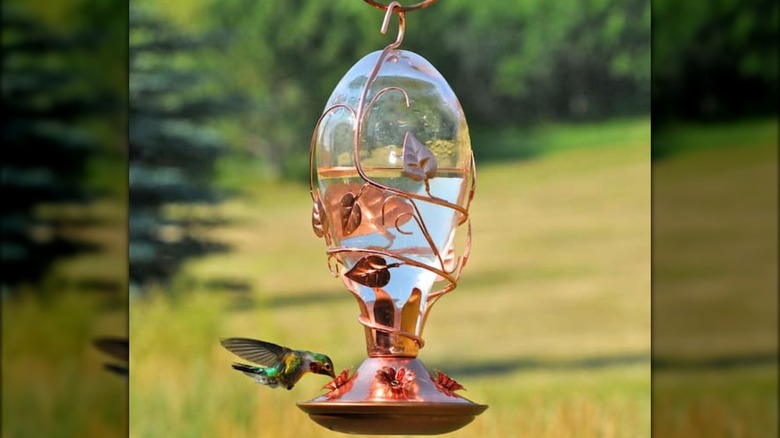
129,5,241,293
1,3,118,293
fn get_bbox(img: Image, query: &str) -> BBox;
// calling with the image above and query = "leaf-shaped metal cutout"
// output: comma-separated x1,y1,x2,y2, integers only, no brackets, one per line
311,194,328,238
432,369,465,396
322,183,413,240
344,255,398,288
340,192,362,235
402,132,438,182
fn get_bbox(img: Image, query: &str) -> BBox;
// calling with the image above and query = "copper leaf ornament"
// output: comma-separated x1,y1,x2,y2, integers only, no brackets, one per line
402,132,438,182
432,369,465,396
311,194,328,238
344,255,399,288
340,192,362,235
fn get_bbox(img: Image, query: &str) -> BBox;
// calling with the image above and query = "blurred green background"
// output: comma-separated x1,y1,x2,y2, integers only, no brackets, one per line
125,0,651,290
651,1,778,437
2,0,776,436
2,0,127,437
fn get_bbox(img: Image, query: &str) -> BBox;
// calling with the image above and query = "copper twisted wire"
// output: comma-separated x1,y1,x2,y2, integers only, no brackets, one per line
357,316,426,348
309,1,474,349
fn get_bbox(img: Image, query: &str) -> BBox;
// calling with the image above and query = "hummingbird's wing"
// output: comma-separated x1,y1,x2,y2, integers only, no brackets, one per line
220,337,292,367
94,337,129,361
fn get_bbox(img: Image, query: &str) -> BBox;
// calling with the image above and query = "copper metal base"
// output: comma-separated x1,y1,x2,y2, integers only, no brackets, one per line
298,357,487,435
298,401,487,435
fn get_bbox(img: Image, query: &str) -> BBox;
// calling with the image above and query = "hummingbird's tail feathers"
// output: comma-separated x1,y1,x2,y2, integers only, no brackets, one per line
231,362,280,387
231,362,262,376
104,363,129,377
94,337,129,378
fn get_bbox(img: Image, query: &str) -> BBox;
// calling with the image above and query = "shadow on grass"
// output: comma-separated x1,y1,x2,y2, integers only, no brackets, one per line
193,278,343,307
219,271,520,310
653,353,778,371
437,352,777,378
435,352,650,378
263,292,350,308
224,290,350,311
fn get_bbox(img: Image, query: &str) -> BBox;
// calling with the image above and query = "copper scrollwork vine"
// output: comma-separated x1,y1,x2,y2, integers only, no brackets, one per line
307,2,475,350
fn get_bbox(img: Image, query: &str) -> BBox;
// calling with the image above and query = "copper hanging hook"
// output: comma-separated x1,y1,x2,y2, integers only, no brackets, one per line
381,1,405,47
363,0,437,12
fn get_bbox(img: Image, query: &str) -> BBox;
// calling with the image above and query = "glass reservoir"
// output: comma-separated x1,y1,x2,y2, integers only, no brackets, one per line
313,49,473,358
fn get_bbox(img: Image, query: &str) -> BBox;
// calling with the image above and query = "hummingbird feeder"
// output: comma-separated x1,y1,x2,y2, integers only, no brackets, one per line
298,1,487,434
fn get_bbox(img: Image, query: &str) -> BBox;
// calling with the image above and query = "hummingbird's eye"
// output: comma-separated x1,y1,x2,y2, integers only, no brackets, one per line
324,363,331,370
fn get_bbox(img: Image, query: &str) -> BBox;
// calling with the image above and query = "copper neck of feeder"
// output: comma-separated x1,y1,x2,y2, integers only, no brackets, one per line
365,328,420,358
354,292,425,358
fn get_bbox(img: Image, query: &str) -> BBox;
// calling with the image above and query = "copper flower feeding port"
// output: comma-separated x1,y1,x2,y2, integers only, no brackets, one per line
298,1,486,434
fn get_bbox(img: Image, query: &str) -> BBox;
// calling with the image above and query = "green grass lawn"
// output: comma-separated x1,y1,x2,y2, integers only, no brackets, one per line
7,117,775,437
652,122,778,438
130,118,652,437
470,117,650,163
2,199,127,438
2,293,127,438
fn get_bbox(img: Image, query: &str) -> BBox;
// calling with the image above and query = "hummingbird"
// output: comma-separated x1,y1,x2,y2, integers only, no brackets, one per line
93,336,129,377
220,337,335,390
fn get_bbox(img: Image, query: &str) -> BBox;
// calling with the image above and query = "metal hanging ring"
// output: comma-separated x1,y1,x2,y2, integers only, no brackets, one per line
363,0,438,12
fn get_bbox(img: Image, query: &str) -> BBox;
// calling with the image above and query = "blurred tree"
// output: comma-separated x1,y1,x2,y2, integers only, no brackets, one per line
129,5,244,293
417,0,650,124
652,0,778,160
653,0,778,122
1,2,123,294
197,0,386,181
182,0,651,181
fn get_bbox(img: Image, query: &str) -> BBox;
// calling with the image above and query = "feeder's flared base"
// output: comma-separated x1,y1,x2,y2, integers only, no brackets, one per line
297,357,487,435
298,401,487,435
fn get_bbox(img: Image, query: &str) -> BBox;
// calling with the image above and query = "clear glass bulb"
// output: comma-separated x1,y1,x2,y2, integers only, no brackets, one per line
314,49,472,356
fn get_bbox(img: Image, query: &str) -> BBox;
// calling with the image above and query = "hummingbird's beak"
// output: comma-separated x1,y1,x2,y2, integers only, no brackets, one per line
328,369,336,378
